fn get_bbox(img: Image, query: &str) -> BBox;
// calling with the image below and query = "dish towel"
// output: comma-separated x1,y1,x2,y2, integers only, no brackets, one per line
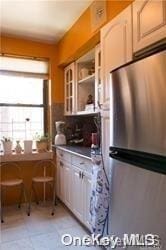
90,152,110,236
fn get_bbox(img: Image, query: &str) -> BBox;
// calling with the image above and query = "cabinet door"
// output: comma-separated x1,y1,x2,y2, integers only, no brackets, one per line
95,44,102,110
101,110,110,177
83,172,92,230
109,161,166,246
72,166,84,222
56,157,60,198
133,0,166,52
63,163,72,208
101,5,132,107
59,160,65,202
64,63,75,115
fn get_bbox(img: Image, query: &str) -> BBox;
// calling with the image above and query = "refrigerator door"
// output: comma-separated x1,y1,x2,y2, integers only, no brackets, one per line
108,159,166,249
110,50,166,156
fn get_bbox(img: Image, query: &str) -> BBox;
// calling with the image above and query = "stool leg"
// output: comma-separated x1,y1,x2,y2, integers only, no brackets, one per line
18,183,24,208
32,182,39,205
28,182,39,216
51,182,56,216
28,183,33,216
22,184,29,216
54,187,57,206
1,187,4,223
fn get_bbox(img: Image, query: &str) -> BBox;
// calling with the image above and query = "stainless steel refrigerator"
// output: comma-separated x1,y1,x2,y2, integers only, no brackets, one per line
108,50,166,249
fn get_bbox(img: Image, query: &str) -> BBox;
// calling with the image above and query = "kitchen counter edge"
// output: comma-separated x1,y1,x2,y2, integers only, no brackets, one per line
52,145,91,160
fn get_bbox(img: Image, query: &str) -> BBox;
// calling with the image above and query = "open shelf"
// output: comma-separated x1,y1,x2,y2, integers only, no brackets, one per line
76,110,98,115
78,73,95,84
76,48,96,114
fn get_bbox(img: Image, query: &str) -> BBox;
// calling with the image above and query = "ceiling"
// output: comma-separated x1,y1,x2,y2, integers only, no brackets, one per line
1,0,93,44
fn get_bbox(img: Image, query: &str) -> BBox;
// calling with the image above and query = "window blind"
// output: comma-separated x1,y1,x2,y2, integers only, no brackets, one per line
0,56,49,79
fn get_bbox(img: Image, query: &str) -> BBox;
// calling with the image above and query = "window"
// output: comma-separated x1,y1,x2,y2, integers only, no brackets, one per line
0,75,46,149
0,56,49,150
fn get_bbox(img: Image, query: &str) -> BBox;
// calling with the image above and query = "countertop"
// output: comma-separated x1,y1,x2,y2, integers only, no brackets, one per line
0,151,53,163
52,145,91,159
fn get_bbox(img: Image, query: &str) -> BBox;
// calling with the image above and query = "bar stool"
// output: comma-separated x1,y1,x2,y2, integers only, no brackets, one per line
0,162,28,223
28,159,56,216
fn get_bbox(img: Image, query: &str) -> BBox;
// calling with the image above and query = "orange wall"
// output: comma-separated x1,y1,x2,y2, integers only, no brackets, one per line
107,0,134,20
1,157,56,205
1,0,134,206
1,0,134,101
1,36,64,103
57,0,134,66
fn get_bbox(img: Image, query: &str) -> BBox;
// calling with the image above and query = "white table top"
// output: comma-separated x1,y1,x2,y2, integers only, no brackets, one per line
0,151,53,162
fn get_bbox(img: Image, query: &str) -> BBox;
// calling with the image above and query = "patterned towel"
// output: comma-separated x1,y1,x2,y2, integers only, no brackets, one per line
90,153,110,236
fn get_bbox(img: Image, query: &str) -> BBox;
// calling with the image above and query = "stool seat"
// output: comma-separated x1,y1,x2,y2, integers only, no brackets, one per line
1,162,28,223
28,160,56,216
1,179,23,187
32,176,53,183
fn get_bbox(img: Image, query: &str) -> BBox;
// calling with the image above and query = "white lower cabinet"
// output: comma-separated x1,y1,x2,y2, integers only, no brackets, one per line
56,149,92,230
58,158,72,208
101,110,110,176
59,160,65,202
83,172,92,229
72,165,84,222
56,157,60,198
63,162,72,208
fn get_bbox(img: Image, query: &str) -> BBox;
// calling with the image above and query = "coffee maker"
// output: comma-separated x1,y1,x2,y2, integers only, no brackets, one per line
54,121,66,145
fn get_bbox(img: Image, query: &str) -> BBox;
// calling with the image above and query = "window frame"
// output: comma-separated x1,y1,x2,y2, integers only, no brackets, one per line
0,75,48,140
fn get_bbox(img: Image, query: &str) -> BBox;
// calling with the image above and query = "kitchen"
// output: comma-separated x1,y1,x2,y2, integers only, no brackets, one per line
0,0,166,249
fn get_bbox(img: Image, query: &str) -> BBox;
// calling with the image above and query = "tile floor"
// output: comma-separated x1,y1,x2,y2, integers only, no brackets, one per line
0,202,102,250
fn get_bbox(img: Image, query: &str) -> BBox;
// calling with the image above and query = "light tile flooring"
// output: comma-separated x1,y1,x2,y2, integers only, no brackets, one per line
0,202,101,250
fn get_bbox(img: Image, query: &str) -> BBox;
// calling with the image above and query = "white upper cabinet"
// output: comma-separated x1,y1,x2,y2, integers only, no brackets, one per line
133,0,166,52
64,45,101,115
95,44,102,110
76,49,96,114
75,46,103,114
101,5,132,107
64,62,75,115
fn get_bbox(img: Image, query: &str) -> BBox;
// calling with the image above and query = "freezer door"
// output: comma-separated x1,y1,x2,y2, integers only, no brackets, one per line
108,159,166,249
110,50,166,156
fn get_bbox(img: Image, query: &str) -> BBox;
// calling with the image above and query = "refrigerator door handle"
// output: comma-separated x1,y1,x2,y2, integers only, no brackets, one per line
109,147,166,175
110,150,118,156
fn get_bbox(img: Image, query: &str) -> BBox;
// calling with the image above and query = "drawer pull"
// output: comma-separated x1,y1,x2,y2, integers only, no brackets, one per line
80,162,85,165
79,171,81,178
81,172,84,179
60,153,63,157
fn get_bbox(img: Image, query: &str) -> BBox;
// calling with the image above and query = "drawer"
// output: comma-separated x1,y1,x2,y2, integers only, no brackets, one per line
71,155,92,174
56,149,71,162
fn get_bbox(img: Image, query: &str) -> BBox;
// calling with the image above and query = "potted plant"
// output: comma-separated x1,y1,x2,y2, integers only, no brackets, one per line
1,137,13,155
35,133,50,153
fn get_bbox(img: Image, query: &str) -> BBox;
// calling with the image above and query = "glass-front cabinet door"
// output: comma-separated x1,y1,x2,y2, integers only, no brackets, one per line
95,44,101,111
64,63,75,115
